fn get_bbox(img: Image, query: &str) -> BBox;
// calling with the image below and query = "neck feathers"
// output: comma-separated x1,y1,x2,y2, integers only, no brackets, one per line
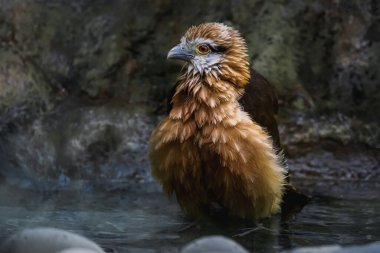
169,70,251,127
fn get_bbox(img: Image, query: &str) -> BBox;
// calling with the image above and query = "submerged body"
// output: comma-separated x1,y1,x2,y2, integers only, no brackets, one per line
149,23,287,219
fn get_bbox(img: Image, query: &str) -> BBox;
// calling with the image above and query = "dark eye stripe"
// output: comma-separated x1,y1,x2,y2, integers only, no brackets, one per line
208,44,227,53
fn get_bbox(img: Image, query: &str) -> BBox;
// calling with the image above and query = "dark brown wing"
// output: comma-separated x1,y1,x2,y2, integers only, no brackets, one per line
239,69,282,151
239,68,309,217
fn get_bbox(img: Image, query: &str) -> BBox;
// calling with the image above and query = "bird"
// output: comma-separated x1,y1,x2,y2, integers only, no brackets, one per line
149,22,308,220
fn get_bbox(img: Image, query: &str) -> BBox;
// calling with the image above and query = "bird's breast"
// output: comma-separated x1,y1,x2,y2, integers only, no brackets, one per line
163,88,255,165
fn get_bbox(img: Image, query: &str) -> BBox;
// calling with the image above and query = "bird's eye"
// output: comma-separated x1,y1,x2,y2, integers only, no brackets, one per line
196,44,210,55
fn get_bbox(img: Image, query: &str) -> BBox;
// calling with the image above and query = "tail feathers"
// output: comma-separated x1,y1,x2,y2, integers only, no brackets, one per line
281,183,310,219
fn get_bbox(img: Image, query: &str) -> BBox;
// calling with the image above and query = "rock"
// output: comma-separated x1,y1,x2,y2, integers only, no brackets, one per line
1,0,379,119
0,227,105,253
0,47,52,130
280,113,379,149
283,245,342,253
232,0,380,120
57,248,100,253
0,0,378,183
0,105,154,184
181,236,249,253
282,241,380,253
338,241,380,253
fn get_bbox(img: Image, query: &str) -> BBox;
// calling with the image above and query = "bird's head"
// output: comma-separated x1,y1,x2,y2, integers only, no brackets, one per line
167,23,250,87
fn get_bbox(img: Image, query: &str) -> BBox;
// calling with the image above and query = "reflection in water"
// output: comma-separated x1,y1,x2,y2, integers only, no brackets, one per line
0,179,379,253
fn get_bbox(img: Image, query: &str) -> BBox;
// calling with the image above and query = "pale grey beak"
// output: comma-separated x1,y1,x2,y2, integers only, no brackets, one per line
167,44,193,61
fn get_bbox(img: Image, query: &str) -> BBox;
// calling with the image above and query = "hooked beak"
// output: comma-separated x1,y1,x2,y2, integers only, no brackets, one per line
167,44,193,62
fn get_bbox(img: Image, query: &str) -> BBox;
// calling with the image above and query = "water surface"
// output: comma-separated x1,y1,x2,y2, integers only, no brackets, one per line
0,177,379,253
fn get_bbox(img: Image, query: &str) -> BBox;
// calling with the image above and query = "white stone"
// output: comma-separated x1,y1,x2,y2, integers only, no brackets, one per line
1,227,104,253
181,236,249,253
57,248,100,253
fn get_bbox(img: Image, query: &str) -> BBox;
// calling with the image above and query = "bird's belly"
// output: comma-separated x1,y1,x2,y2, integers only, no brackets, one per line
150,117,284,219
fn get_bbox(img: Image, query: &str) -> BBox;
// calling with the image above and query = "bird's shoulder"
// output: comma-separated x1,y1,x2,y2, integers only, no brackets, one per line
240,68,279,118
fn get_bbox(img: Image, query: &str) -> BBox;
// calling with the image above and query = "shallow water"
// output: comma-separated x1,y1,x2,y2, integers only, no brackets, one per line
0,178,379,253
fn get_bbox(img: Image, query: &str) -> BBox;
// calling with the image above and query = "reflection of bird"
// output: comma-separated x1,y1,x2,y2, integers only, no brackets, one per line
149,23,307,219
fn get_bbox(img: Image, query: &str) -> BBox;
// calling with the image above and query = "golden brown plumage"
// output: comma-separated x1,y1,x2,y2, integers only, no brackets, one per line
149,23,301,219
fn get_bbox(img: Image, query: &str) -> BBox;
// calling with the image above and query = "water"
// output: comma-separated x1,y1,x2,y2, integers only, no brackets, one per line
0,177,379,253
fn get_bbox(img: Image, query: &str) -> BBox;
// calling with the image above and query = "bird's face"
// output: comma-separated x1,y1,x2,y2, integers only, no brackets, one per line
167,23,250,86
167,37,226,74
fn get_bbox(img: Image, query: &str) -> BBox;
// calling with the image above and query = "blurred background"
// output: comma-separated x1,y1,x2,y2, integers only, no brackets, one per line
0,0,379,252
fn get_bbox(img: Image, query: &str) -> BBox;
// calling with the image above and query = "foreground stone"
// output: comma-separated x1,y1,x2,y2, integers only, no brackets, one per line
181,235,249,253
2,228,379,253
0,228,104,253
57,249,100,253
283,241,380,253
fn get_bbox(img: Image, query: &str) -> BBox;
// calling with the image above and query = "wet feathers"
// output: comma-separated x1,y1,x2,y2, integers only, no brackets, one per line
149,23,287,219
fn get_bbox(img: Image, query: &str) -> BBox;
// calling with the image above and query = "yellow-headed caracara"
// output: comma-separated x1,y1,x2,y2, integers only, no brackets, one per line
149,23,308,220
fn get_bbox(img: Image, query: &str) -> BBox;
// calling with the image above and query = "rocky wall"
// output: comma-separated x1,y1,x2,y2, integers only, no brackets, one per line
0,0,379,181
